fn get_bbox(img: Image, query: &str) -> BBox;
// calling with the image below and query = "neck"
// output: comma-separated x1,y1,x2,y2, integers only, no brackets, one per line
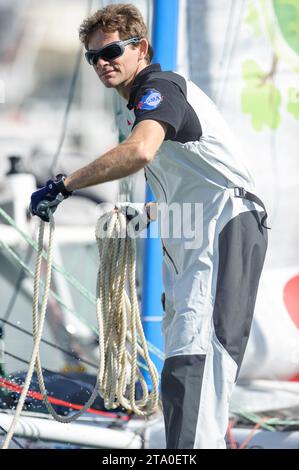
116,61,148,100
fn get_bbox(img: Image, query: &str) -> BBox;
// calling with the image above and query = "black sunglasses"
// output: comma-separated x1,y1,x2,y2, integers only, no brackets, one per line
85,37,140,66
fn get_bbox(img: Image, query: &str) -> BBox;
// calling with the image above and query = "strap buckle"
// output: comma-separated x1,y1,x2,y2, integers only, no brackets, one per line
234,187,246,198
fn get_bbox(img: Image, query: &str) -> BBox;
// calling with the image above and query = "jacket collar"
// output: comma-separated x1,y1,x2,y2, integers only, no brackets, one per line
127,63,161,110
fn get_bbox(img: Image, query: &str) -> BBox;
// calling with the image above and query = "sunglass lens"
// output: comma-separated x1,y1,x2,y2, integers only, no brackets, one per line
101,44,123,61
85,52,95,65
85,44,123,65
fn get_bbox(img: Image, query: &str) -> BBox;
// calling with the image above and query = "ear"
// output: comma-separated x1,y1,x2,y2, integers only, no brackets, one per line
138,38,149,61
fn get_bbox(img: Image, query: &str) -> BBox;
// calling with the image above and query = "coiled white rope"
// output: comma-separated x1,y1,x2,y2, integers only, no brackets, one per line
2,209,159,449
95,211,159,413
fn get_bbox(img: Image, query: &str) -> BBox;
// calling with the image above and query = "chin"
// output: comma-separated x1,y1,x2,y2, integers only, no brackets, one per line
101,77,119,89
102,82,115,89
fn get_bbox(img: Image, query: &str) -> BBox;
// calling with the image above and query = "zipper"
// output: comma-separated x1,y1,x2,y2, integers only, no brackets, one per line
162,241,179,275
145,166,168,203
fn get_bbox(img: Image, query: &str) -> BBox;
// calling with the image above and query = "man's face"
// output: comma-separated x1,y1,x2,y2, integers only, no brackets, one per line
88,30,141,88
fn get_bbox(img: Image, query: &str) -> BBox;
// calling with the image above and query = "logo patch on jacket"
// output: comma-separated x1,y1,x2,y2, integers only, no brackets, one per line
136,89,163,111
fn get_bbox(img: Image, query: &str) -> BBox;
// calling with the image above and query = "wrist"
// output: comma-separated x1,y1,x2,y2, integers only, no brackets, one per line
54,174,73,197
62,176,71,192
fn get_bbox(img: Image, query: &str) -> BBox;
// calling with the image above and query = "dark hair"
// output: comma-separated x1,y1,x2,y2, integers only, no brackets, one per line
79,3,154,63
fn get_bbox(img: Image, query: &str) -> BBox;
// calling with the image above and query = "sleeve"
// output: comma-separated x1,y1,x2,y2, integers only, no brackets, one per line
132,79,188,140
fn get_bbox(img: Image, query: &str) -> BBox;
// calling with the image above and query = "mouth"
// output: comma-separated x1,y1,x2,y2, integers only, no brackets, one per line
100,69,116,78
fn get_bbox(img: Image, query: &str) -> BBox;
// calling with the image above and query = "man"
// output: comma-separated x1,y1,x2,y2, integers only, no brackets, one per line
30,3,268,449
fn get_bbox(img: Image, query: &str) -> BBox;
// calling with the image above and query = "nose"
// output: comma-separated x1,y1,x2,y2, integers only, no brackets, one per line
95,57,110,69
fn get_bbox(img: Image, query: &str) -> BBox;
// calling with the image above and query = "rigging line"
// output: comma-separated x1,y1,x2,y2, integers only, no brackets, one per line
0,211,165,361
0,237,93,321
0,208,96,305
266,0,280,227
146,0,153,39
217,0,248,108
0,237,164,366
268,74,280,225
226,419,238,449
1,286,155,372
230,405,275,431
2,349,95,384
0,424,24,450
238,416,270,449
266,418,299,426
0,377,129,421
0,318,98,371
268,0,280,220
49,0,94,177
215,0,236,102
1,244,34,328
253,1,281,224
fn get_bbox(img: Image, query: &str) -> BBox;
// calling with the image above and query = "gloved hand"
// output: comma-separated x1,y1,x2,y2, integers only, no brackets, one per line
29,174,72,222
115,202,157,234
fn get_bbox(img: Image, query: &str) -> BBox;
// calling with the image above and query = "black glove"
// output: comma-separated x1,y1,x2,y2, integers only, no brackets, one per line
115,202,149,232
29,174,72,222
